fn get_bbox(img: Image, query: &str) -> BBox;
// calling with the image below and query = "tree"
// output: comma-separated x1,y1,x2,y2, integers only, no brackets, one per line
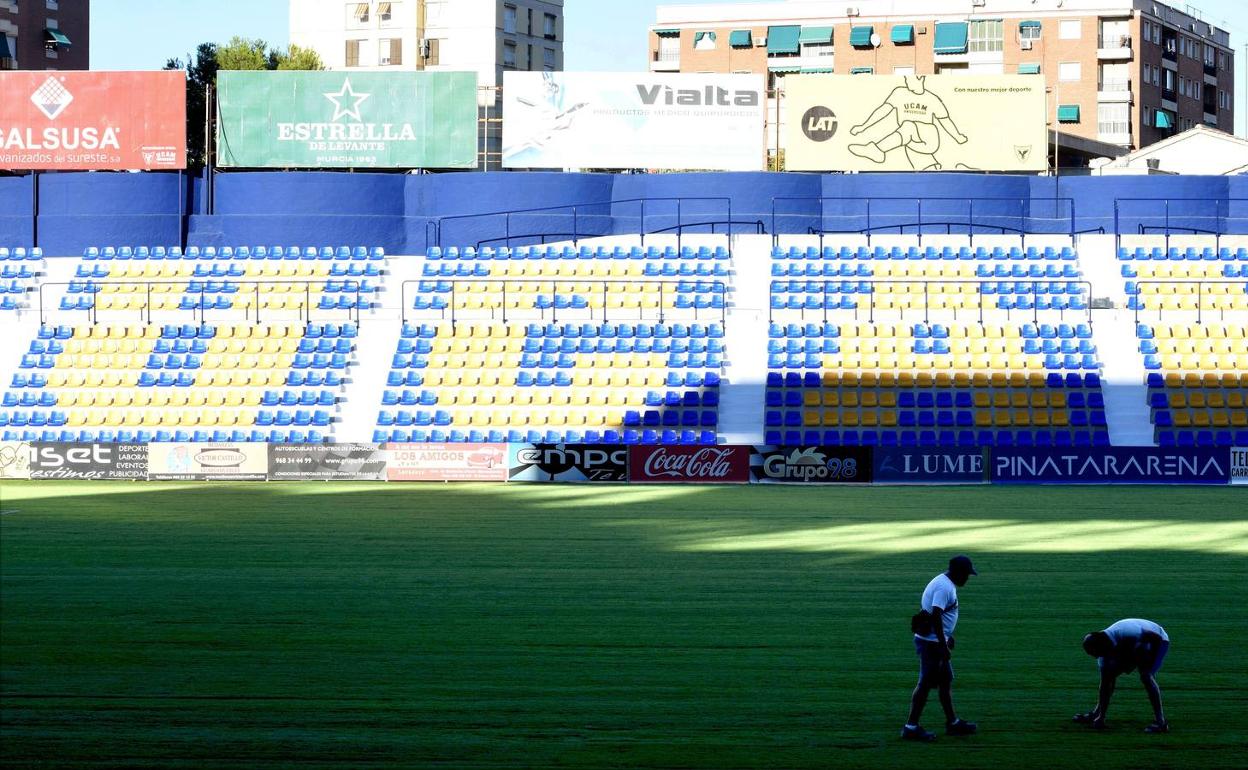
165,38,323,168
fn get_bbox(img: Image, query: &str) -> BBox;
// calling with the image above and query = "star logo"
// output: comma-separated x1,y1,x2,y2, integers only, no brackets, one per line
323,78,370,122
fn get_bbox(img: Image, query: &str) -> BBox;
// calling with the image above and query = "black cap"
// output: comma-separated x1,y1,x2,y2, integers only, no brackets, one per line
949,555,978,576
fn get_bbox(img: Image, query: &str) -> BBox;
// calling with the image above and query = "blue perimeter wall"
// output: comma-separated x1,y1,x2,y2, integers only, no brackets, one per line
2,171,1246,255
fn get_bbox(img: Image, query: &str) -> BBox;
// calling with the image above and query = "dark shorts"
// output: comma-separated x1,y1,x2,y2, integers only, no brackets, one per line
1099,640,1170,678
915,637,953,686
1145,640,1170,676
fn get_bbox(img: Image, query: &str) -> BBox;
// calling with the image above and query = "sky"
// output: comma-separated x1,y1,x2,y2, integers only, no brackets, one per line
92,0,1247,135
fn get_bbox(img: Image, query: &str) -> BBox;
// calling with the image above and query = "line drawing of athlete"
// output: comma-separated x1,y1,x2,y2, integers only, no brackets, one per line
847,75,969,170
503,72,591,162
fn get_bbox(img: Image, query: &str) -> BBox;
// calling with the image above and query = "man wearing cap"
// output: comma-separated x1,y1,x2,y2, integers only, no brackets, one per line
1074,618,1170,733
901,555,978,742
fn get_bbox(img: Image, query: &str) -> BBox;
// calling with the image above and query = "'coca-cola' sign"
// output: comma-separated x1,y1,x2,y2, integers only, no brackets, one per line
629,445,751,484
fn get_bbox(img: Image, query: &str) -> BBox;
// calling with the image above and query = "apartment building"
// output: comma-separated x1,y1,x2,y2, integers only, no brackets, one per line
648,0,1234,156
290,0,563,88
0,0,90,71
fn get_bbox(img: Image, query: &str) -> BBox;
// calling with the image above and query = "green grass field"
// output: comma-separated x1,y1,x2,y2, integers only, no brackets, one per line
1,481,1246,769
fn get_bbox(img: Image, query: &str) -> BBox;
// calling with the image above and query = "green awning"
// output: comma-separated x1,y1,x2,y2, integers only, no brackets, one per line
933,22,968,54
1019,20,1042,30
850,67,874,75
1154,111,1174,129
798,26,833,45
1057,105,1081,123
44,27,72,46
654,28,680,36
1018,63,1041,74
767,25,801,54
694,31,716,44
890,25,914,44
768,66,801,74
800,68,834,74
729,29,753,48
849,26,874,47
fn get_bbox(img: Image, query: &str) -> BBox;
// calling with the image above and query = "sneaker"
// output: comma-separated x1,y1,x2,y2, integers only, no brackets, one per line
946,718,977,736
900,725,937,742
1072,712,1097,724
1144,721,1170,734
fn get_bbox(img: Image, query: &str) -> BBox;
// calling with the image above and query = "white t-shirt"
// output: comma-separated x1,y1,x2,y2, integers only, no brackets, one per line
1104,618,1168,646
916,573,959,642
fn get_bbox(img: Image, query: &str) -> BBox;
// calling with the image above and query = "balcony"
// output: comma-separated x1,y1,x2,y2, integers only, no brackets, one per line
1097,34,1132,60
1097,127,1132,147
1161,39,1177,62
1097,79,1132,102
651,50,680,72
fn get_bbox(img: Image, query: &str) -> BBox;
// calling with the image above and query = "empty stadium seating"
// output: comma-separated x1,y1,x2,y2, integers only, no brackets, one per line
1118,236,1248,447
0,247,44,311
764,236,1105,447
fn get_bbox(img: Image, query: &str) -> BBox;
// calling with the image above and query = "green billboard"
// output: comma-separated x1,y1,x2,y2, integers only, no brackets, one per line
216,71,478,169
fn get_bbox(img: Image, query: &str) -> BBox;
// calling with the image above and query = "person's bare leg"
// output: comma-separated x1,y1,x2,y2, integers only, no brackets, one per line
1141,673,1166,724
907,682,931,725
937,681,956,723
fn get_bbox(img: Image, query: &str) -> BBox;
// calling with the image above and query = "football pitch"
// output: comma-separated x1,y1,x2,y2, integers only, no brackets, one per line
1,481,1246,769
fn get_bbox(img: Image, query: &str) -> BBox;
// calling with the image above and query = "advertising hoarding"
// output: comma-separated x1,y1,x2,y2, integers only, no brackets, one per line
147,443,269,481
268,444,387,481
785,75,1046,172
873,449,989,485
216,71,478,168
508,444,629,482
503,72,765,170
386,443,508,482
1231,447,1248,485
750,446,873,484
0,71,186,170
991,448,1230,485
628,445,751,484
29,443,147,480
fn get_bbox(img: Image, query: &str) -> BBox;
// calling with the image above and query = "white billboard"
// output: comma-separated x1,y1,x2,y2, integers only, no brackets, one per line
503,72,765,171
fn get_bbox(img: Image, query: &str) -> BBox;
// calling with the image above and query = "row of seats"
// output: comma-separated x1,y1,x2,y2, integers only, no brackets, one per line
422,262,729,279
1,429,329,443
772,263,1082,278
772,245,1076,261
3,389,337,408
1118,246,1248,261
384,370,717,389
769,390,1104,409
372,428,719,445
763,429,1110,448
0,247,43,261
768,372,1102,389
429,245,730,261
84,246,384,261
83,263,381,279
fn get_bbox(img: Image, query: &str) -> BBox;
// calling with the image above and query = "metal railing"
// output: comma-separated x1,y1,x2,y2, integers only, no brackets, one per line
38,280,366,326
769,197,1080,245
1130,280,1248,325
401,278,728,327
767,279,1095,326
1114,198,1248,252
427,196,761,253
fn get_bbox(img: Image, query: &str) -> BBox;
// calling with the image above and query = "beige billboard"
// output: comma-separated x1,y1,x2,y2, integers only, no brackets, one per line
785,75,1046,172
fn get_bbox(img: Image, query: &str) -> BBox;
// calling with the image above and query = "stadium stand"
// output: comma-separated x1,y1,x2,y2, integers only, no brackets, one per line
764,235,1107,447
0,245,385,443
1119,235,1248,447
376,240,729,444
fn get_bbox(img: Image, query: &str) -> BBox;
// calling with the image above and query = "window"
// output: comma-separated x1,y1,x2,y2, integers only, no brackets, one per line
345,39,361,67
767,71,787,92
544,13,557,39
657,35,679,63
1099,18,1128,47
1020,23,1041,42
378,1,393,23
503,40,516,67
347,2,369,27
1203,44,1214,66
1059,19,1080,40
1058,61,1080,81
425,0,444,26
1151,24,1160,45
694,31,716,51
894,66,915,75
1142,21,1150,41
967,19,1003,53
1097,102,1130,136
1099,62,1128,91
1143,107,1152,125
1163,68,1175,93
503,4,516,34
47,0,58,8
543,47,556,70
380,38,401,65
801,41,833,58
527,43,535,69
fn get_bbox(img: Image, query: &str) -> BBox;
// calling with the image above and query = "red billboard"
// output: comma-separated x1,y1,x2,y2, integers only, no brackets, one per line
385,443,508,482
628,445,751,484
0,71,186,170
